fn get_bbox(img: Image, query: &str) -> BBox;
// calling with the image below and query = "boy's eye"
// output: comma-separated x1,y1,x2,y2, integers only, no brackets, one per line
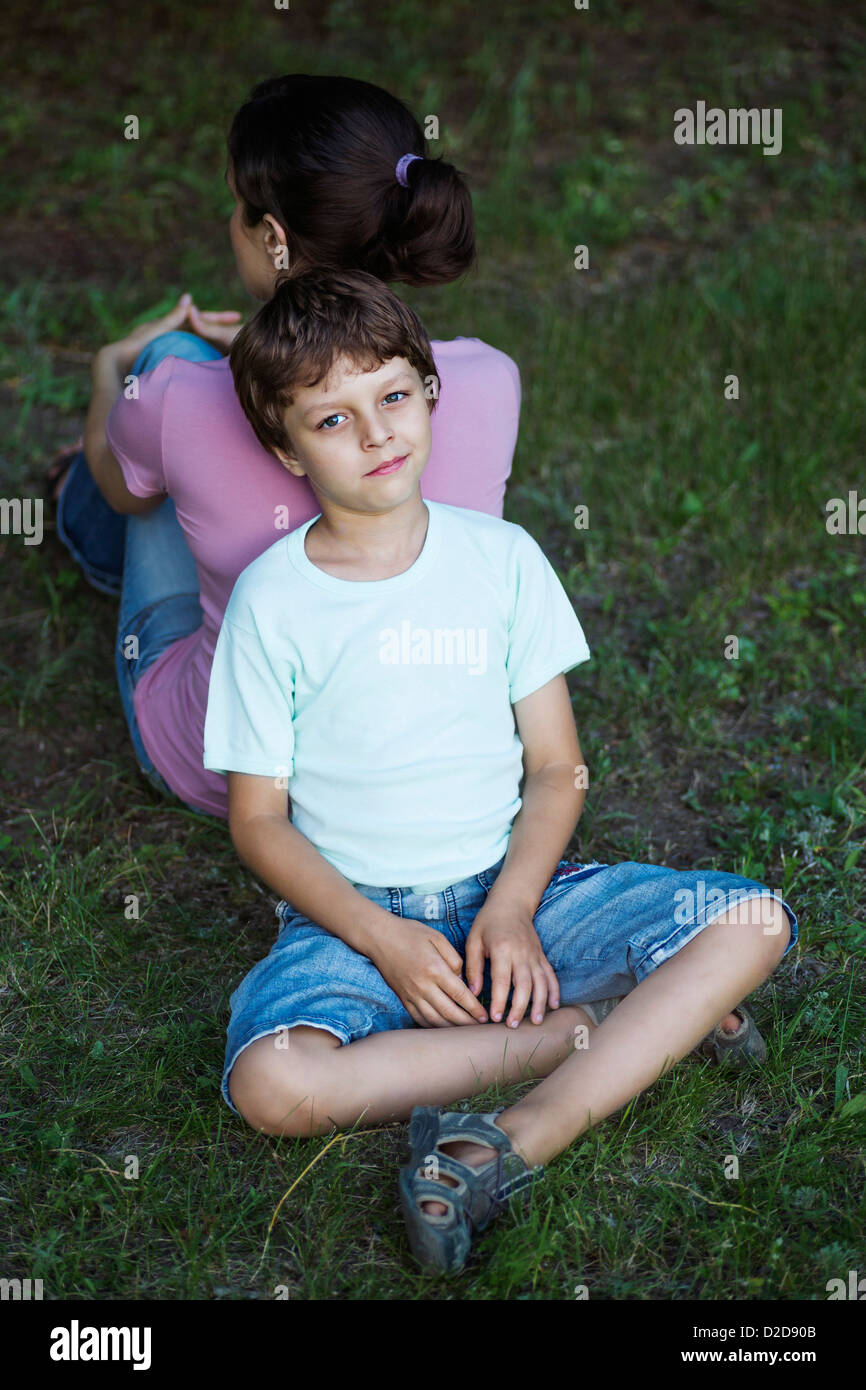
316,391,408,430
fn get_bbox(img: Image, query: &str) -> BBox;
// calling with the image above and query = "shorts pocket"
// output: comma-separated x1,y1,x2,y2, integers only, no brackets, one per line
274,899,307,934
536,859,610,912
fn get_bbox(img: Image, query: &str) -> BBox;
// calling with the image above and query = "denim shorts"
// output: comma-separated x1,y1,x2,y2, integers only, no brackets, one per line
221,855,798,1112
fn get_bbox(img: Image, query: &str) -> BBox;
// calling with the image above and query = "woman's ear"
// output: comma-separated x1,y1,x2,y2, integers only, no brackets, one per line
262,214,290,271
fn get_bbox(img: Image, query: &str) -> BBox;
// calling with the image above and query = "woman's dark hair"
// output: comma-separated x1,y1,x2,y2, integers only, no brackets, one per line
230,269,439,458
227,74,476,288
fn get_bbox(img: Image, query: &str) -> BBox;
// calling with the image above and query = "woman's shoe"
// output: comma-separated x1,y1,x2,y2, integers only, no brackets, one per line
43,438,84,504
398,1105,544,1275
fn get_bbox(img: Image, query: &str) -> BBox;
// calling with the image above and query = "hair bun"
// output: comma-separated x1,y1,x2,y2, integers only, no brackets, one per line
228,75,477,289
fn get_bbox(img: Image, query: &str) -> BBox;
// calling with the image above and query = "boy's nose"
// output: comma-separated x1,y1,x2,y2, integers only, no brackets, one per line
362,431,394,452
359,412,395,447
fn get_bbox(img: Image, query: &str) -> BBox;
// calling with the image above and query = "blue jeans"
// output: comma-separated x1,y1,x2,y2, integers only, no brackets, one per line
56,331,223,802
221,855,799,1112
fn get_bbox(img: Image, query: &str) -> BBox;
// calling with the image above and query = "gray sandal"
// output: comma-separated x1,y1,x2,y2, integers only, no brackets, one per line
696,1003,767,1066
399,1105,544,1275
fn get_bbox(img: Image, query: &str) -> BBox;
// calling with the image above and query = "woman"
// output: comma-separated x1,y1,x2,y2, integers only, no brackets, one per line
51,74,521,818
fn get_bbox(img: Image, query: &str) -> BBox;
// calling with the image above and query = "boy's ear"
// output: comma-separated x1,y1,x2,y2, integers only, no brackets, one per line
273,445,307,479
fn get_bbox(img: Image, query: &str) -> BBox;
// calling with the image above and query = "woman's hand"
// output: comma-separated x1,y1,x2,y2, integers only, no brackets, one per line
98,293,242,372
464,901,560,1028
183,300,244,352
370,920,490,1028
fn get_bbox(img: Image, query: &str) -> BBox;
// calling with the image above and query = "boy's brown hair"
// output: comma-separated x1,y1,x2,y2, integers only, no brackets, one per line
229,269,439,459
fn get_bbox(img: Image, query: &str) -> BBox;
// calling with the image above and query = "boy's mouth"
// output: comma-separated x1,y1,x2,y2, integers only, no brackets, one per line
364,454,408,477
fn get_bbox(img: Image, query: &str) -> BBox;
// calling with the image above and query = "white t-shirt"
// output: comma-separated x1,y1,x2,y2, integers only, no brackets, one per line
203,500,590,892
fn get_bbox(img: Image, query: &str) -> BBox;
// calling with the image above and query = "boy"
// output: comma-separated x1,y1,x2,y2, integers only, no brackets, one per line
203,271,797,1275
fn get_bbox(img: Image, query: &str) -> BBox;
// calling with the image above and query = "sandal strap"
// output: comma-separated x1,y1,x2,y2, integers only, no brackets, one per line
419,1107,514,1153
405,1107,544,1229
407,1178,462,1220
496,1166,543,1203
404,1162,502,1230
410,1152,472,1190
405,1166,545,1218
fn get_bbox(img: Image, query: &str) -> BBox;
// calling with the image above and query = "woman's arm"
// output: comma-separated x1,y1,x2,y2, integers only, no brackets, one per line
83,292,242,515
84,347,165,515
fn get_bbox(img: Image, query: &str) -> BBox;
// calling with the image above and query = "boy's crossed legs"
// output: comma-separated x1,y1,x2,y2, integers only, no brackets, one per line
226,860,796,1224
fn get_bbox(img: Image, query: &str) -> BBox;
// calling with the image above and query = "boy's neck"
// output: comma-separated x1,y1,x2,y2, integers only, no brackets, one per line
304,491,431,581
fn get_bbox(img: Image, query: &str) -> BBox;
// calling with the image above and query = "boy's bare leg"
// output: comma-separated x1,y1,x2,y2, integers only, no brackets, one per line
230,1003,589,1133
419,897,791,1212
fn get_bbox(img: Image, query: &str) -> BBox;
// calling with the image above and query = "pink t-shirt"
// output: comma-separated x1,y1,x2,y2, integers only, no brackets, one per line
105,339,521,818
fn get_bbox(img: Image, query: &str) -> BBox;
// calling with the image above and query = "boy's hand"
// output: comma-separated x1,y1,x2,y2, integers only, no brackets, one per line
465,901,560,1028
369,920,489,1028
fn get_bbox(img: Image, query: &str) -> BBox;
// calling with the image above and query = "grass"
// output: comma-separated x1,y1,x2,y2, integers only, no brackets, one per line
0,0,865,1300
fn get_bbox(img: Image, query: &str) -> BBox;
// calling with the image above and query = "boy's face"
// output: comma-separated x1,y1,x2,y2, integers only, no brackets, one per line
274,354,433,513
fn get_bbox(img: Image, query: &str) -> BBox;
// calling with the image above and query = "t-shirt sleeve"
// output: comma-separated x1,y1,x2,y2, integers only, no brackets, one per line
104,355,175,498
505,528,591,704
203,609,296,779
426,340,520,519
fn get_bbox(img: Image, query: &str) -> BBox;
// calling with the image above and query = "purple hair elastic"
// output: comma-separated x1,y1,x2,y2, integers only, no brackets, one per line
395,153,422,187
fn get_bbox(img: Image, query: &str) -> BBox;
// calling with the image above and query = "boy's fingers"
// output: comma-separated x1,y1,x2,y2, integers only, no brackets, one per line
434,940,487,1014
544,958,561,1008
433,936,463,974
431,991,480,1027
414,1001,440,1028
413,984,474,1028
464,939,484,993
529,967,549,1024
506,967,533,1028
438,970,487,1022
489,957,513,1023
